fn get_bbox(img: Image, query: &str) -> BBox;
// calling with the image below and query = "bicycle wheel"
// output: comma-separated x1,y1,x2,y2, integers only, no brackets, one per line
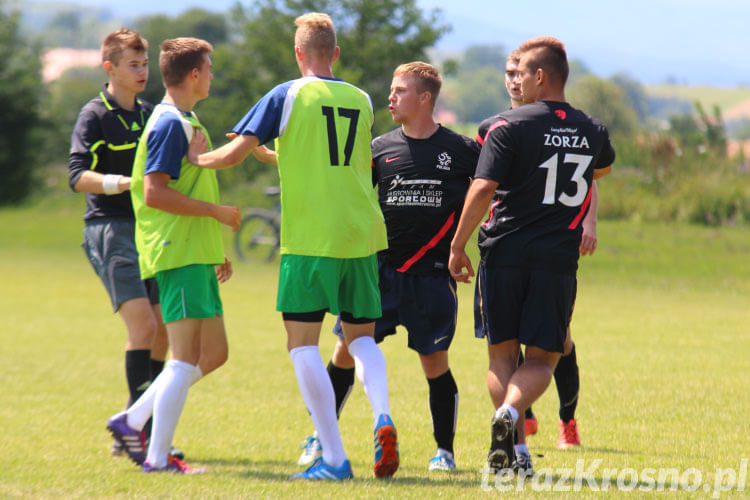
234,210,280,262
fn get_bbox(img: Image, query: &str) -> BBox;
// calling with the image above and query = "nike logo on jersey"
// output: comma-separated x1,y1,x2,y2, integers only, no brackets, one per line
434,335,450,344
385,156,401,163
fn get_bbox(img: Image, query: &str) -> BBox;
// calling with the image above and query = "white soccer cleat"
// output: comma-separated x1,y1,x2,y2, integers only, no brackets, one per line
297,433,323,466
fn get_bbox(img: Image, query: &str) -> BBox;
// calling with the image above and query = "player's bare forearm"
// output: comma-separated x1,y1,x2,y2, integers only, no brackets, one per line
449,178,497,282
451,178,497,251
144,172,241,230
73,170,131,194
190,133,260,169
580,181,598,256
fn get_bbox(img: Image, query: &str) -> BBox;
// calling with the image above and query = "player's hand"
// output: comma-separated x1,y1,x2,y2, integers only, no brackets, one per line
188,129,208,165
449,247,475,283
214,205,241,232
215,255,233,283
253,145,277,165
579,221,597,256
119,176,131,192
225,132,238,140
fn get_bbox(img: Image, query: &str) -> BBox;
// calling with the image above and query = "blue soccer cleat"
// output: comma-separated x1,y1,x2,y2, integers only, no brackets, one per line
428,449,456,471
291,457,353,481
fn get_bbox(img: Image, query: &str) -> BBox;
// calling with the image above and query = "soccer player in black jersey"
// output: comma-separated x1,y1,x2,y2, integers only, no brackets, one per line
68,28,178,457
449,37,614,475
477,50,598,465
297,62,479,472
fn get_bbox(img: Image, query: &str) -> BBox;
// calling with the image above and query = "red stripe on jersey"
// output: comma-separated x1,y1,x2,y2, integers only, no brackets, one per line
476,132,484,145
397,212,456,273
568,186,593,230
481,119,508,145
482,199,500,228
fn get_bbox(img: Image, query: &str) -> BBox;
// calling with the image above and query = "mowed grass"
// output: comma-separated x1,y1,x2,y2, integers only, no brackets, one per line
1,197,750,498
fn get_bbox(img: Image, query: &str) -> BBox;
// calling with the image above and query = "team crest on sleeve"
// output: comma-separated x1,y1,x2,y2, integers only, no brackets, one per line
436,152,452,171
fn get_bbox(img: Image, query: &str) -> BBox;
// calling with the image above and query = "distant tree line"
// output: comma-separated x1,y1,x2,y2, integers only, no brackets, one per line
3,0,748,224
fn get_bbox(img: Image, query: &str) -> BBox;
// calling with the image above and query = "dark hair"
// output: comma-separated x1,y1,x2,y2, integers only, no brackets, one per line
519,36,569,85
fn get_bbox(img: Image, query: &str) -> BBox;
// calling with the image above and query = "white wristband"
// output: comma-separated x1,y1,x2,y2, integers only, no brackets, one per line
102,174,123,195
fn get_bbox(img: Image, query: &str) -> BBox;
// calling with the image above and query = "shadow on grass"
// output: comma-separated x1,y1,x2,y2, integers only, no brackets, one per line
577,447,707,460
193,457,485,487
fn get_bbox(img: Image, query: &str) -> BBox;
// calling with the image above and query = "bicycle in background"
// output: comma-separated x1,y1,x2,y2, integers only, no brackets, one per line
234,186,280,262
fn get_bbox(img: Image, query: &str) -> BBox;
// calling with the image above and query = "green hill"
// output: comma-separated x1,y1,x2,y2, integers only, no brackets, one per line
646,84,750,119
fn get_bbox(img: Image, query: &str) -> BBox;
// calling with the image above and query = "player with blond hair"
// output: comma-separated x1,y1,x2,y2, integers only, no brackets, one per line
188,13,398,481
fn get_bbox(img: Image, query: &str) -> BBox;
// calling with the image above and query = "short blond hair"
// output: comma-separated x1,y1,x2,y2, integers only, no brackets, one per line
101,27,147,65
294,12,337,60
393,62,442,107
159,37,213,87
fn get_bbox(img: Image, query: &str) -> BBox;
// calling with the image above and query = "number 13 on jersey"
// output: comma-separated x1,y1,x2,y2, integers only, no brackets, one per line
538,153,593,207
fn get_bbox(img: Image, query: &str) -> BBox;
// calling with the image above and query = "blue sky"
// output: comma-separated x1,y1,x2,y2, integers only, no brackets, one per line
27,0,749,86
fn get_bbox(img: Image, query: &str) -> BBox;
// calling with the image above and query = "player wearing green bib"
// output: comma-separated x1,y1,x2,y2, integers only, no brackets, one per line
189,12,398,481
273,77,385,258
107,37,240,475
131,105,224,279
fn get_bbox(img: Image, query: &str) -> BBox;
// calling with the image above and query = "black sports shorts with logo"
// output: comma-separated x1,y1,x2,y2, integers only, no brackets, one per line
334,260,457,354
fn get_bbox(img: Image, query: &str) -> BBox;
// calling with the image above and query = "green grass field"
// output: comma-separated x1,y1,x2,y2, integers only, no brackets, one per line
2,197,750,498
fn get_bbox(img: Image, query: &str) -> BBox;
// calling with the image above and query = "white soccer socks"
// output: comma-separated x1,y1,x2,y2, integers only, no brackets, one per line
146,359,194,467
290,345,347,468
347,336,391,427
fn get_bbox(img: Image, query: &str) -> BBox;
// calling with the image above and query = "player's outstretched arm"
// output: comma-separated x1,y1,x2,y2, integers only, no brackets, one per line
449,177,498,283
188,131,260,169
221,132,277,165
220,132,276,165
144,171,241,231
579,181,598,256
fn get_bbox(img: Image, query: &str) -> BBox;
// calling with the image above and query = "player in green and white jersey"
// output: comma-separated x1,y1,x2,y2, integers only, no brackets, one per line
189,12,398,481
